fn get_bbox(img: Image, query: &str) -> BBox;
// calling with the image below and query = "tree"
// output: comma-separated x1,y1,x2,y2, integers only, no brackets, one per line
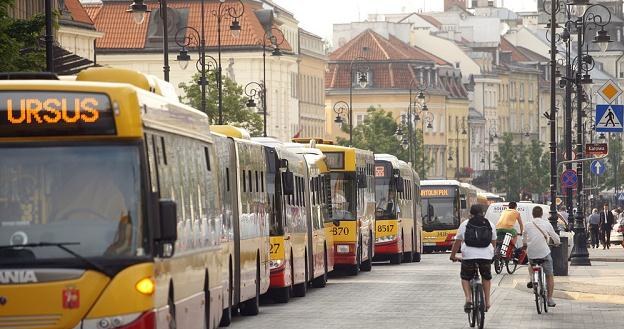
598,135,624,192
0,0,46,72
179,72,263,136
493,133,522,201
336,106,431,178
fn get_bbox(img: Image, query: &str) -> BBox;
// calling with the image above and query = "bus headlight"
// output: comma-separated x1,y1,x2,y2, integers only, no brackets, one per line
376,235,397,243
270,259,283,269
337,244,350,253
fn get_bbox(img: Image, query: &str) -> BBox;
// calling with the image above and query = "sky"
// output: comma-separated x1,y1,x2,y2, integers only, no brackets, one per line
272,0,538,41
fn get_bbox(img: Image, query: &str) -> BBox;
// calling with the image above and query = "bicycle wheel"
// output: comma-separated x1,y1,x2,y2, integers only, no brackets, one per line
476,284,486,329
506,258,518,274
494,257,503,274
541,270,549,313
533,272,542,314
468,283,476,328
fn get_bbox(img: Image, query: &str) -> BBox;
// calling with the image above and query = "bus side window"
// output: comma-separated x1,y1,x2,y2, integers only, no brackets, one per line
255,171,259,194
242,169,246,192
248,170,253,193
226,167,230,192
204,147,211,171
144,133,159,192
261,171,265,193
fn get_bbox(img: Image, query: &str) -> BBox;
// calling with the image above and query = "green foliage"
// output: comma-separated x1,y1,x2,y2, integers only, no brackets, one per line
597,136,624,191
493,134,549,201
179,72,263,136
0,0,46,71
337,106,431,178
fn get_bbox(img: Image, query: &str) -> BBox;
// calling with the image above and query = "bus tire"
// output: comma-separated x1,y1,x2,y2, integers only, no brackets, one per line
203,272,211,329
219,260,233,327
360,234,373,272
168,285,176,329
347,242,361,276
312,247,328,288
402,232,414,263
293,251,307,297
239,258,260,316
272,256,292,304
390,253,402,265
413,252,422,263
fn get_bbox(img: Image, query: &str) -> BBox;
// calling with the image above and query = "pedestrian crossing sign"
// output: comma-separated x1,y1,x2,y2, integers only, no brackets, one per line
595,104,624,132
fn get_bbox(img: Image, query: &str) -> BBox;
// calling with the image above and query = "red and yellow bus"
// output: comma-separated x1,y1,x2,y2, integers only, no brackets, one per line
373,154,423,264
295,141,375,275
421,180,478,252
0,68,228,328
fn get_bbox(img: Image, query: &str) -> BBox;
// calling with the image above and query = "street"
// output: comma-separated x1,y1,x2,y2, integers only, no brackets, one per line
228,254,624,329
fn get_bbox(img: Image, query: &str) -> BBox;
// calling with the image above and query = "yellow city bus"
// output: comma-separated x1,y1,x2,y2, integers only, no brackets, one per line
294,140,375,275
373,155,423,264
251,137,309,303
283,142,335,287
421,180,478,252
210,126,271,317
0,69,227,328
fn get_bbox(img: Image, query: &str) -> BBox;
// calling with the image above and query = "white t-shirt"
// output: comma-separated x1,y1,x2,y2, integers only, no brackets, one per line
522,217,561,260
455,218,497,260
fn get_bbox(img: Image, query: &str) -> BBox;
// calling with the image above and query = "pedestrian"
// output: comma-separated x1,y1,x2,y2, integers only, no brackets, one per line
450,205,497,313
524,206,560,307
587,208,601,249
617,208,624,248
599,203,615,249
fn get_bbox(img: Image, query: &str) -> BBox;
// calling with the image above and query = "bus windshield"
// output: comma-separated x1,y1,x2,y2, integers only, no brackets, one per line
0,144,144,264
422,197,459,231
375,177,397,219
330,172,356,220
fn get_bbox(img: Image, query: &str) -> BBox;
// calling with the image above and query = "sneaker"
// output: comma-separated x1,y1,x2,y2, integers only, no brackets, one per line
526,282,533,289
547,299,556,307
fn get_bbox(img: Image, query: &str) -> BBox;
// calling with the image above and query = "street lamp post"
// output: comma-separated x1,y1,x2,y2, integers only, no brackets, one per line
45,0,54,72
333,101,350,137
405,81,428,170
486,123,498,191
127,0,170,81
454,117,467,178
259,27,285,137
348,57,370,145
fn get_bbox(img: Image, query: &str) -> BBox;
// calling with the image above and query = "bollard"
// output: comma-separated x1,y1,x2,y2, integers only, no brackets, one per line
552,236,569,276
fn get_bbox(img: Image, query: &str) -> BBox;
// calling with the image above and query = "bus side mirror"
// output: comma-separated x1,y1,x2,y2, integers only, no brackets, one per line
282,171,295,195
157,199,177,258
396,177,405,193
333,219,340,227
357,173,367,188
460,197,467,209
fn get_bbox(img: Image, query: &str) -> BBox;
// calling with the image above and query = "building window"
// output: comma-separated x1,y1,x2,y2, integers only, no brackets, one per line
520,83,525,101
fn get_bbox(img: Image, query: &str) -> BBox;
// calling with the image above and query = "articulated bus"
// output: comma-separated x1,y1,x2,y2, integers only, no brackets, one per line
294,140,376,275
373,155,423,264
283,142,335,286
0,68,228,329
250,137,310,303
420,180,478,252
210,126,271,318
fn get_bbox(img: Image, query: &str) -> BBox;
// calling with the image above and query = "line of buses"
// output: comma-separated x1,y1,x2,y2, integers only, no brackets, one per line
0,68,501,329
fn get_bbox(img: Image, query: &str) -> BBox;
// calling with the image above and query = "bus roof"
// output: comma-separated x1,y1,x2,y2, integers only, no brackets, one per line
211,125,251,139
421,179,462,186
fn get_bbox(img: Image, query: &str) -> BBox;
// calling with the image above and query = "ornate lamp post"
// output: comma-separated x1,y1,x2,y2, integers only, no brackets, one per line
175,0,244,123
397,81,429,172
486,123,498,190
347,57,370,145
333,101,350,135
257,27,285,137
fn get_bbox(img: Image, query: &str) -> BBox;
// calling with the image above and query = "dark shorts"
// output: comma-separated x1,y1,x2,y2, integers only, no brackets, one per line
460,259,492,281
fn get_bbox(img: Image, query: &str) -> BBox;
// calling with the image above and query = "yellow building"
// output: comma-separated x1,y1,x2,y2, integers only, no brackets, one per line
297,29,327,138
325,29,470,179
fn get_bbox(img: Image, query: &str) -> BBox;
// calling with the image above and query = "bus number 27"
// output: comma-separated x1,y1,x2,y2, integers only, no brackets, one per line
332,227,350,235
270,243,280,254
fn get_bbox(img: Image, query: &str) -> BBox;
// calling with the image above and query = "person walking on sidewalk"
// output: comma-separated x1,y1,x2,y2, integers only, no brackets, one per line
450,205,497,313
588,208,601,249
524,206,561,307
600,204,615,249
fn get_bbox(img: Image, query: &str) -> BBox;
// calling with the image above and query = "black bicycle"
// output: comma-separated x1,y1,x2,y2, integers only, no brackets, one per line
466,261,486,329
531,258,548,314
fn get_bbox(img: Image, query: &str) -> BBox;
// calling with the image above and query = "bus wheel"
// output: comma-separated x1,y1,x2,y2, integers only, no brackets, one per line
203,272,210,329
273,258,291,303
402,233,414,263
239,259,260,316
219,263,232,326
413,252,422,263
293,251,307,297
168,287,177,329
312,248,328,288
360,235,373,272
347,242,361,276
390,253,402,265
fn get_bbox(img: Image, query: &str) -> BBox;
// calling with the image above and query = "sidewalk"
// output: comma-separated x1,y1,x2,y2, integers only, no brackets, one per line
498,251,624,304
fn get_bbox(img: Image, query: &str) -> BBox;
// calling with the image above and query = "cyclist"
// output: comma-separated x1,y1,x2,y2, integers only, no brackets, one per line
495,201,524,258
524,206,561,307
450,205,497,312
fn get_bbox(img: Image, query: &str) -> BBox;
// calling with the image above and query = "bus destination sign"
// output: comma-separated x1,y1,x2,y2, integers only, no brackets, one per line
0,91,116,137
421,187,456,198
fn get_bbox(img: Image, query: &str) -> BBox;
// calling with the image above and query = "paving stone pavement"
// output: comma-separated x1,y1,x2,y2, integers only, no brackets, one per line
224,253,624,329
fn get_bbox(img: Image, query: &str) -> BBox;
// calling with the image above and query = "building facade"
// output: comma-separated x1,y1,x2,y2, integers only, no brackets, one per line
297,29,327,139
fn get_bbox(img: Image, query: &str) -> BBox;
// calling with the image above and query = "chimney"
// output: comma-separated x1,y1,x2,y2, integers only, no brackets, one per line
444,0,467,11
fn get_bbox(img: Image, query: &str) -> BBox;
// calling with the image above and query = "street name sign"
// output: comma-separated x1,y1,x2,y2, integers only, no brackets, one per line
585,143,608,156
595,104,624,132
560,169,578,188
598,80,622,104
590,160,606,176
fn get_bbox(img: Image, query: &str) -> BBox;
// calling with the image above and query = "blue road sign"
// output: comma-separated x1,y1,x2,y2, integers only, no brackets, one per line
595,104,624,132
590,160,606,176
561,169,578,188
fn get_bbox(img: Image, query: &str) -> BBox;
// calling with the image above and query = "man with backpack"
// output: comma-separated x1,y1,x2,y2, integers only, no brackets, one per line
450,205,497,312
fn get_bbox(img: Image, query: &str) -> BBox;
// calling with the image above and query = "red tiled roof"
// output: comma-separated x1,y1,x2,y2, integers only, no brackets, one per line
84,3,103,22
500,37,531,62
92,0,291,51
388,35,449,66
65,0,94,25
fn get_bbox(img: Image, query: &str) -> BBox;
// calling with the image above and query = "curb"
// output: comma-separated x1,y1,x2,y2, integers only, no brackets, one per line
591,257,624,262
511,281,624,304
